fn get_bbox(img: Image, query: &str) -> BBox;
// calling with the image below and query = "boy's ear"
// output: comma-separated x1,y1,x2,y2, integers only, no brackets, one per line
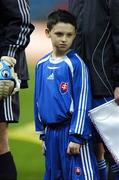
45,28,50,38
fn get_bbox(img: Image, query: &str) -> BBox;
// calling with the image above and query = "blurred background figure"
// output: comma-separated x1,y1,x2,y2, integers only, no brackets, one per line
31,0,67,20
26,0,68,62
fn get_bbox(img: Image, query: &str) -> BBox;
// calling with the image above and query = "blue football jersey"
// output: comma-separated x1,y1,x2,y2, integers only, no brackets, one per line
34,50,92,140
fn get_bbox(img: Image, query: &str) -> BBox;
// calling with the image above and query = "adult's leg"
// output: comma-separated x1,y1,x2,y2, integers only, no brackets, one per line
105,148,119,180
0,94,19,180
96,142,108,180
0,122,9,153
0,122,17,180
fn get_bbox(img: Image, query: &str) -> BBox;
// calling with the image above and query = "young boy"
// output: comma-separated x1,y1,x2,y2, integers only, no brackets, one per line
34,9,99,180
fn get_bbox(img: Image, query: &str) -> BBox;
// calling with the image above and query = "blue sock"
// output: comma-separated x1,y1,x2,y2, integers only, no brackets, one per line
111,164,119,180
98,160,108,180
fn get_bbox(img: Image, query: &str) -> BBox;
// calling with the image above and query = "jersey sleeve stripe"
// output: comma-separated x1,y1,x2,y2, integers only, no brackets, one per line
75,59,88,134
8,0,31,57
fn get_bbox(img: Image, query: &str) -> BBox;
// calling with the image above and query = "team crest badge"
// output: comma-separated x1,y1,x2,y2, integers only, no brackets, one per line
60,82,68,93
75,167,81,176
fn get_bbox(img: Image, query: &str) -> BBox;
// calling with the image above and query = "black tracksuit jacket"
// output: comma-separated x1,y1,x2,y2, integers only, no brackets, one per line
69,0,119,97
0,0,34,88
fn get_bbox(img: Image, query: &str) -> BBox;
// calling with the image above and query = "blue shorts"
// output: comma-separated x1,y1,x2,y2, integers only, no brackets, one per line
44,123,99,180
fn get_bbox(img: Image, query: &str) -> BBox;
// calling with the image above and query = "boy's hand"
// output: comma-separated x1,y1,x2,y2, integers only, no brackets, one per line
67,142,81,155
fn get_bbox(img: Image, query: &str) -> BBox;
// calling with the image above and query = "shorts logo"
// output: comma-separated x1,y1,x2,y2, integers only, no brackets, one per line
60,82,68,93
75,167,81,176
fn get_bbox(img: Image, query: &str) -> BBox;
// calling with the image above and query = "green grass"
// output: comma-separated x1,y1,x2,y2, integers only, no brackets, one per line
10,140,44,180
9,64,45,180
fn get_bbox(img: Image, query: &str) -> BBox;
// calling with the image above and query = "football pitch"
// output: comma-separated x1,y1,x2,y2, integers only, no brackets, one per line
9,64,45,180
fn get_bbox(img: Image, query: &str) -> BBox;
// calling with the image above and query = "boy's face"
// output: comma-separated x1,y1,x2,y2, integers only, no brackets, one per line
45,22,76,56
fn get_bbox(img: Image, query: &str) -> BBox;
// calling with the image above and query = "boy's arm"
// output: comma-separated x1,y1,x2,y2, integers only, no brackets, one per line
34,65,45,135
69,58,92,144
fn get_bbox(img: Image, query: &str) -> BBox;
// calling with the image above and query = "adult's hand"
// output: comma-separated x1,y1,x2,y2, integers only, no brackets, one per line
114,87,119,105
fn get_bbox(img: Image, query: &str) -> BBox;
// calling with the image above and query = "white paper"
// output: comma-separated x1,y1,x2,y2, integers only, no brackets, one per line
89,99,119,164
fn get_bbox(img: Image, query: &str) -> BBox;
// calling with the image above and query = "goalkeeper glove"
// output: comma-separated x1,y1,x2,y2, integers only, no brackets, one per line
0,56,20,100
